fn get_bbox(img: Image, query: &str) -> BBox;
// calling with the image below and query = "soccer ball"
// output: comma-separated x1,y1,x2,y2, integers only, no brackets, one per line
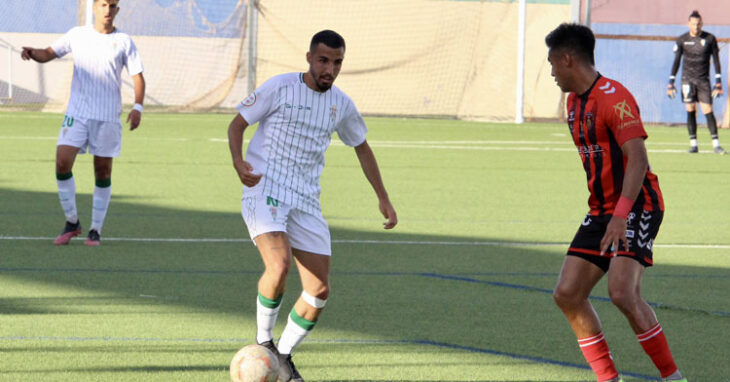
229,344,280,382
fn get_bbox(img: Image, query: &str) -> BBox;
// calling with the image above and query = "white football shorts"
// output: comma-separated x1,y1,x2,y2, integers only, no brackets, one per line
57,114,122,157
241,194,332,256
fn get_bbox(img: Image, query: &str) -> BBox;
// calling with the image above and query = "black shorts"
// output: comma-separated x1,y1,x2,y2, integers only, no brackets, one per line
681,79,712,104
567,210,663,272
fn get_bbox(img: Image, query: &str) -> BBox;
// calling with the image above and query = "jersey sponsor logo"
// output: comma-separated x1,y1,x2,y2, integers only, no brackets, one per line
330,105,338,122
613,100,635,121
241,93,256,107
683,41,695,46
599,81,616,94
284,103,312,111
578,144,603,155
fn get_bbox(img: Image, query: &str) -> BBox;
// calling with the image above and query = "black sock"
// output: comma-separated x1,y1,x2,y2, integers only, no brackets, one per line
687,111,697,141
705,112,718,139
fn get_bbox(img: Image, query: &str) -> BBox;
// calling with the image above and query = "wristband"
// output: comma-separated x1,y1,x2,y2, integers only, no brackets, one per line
132,103,144,113
715,74,722,84
668,75,675,85
613,196,634,219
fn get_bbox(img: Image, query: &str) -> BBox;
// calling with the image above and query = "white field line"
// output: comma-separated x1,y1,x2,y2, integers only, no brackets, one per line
0,235,727,249
0,136,702,153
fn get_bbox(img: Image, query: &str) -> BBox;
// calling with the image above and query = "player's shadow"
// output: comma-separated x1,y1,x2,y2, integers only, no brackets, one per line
0,187,727,381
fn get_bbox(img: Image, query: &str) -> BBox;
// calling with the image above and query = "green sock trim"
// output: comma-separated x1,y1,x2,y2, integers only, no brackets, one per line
258,293,283,309
56,172,73,181
290,309,316,331
95,178,111,188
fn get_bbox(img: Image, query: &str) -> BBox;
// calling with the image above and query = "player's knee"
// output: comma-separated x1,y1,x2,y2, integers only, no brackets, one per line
553,285,583,309
608,286,636,311
56,158,73,173
93,167,112,180
302,289,328,309
264,260,290,281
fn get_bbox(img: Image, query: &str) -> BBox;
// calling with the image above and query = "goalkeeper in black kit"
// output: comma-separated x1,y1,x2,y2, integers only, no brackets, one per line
667,10,726,154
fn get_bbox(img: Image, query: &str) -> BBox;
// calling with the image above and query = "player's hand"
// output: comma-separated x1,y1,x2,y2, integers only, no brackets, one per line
379,199,398,229
21,47,34,61
600,216,628,257
126,109,141,130
233,159,262,187
712,83,723,99
666,84,676,99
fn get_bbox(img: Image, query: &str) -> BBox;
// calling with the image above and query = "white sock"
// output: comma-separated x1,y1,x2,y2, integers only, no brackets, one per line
713,138,721,148
690,138,698,147
277,310,314,355
90,184,112,233
57,176,78,223
256,295,281,344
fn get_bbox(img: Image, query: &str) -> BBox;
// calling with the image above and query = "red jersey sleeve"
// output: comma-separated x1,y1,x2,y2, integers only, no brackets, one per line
601,86,647,146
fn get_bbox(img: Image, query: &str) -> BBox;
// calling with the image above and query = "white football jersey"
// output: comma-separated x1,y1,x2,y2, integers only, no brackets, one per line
51,25,143,122
237,72,367,214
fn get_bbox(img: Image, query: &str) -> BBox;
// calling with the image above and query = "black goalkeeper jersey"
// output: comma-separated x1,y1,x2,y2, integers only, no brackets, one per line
671,31,721,82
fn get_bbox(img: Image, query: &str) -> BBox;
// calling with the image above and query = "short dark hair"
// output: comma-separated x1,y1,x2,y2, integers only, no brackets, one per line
310,30,345,52
545,23,595,65
689,10,701,20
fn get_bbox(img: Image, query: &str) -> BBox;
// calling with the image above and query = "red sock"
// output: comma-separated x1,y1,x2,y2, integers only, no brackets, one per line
637,323,678,378
578,332,619,381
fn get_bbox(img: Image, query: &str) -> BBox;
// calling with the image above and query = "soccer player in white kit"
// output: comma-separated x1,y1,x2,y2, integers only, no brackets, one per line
228,30,398,382
21,0,145,246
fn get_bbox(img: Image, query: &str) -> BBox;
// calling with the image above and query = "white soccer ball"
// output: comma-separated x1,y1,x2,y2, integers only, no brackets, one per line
229,344,280,382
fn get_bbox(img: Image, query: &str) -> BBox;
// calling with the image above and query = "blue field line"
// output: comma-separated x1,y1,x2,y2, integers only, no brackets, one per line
415,340,658,381
421,273,730,317
0,335,657,380
1,267,727,316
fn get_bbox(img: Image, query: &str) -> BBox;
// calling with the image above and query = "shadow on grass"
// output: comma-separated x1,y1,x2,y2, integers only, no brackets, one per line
0,187,728,381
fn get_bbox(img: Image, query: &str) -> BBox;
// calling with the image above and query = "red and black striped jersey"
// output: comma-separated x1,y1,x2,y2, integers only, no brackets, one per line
566,74,664,216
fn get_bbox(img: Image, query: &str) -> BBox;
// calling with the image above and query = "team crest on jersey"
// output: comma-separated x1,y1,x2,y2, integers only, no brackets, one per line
330,105,337,122
241,93,257,107
701,39,706,46
585,112,595,130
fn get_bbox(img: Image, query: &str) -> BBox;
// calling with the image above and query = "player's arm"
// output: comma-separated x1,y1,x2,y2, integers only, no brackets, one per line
126,73,146,130
711,37,723,98
667,39,683,98
20,47,57,63
354,140,397,229
228,114,262,187
600,137,648,255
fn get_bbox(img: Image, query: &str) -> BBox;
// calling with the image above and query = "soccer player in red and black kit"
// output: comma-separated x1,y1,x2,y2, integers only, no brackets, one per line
546,24,687,382
667,10,726,154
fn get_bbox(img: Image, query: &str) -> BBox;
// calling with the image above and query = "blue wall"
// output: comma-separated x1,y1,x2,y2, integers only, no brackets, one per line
0,0,244,38
0,0,77,33
594,23,729,124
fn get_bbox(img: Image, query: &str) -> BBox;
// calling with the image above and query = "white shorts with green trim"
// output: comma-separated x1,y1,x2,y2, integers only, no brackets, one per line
57,114,122,157
241,194,331,256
